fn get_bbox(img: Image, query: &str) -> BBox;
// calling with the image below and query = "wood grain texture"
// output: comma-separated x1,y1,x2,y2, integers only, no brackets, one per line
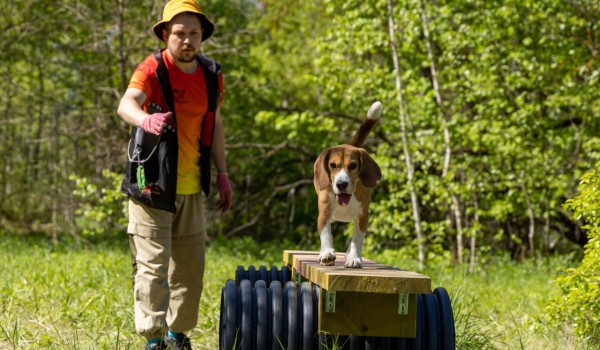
283,250,431,294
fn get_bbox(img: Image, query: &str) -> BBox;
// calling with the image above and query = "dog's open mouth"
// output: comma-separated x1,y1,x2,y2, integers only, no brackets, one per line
336,193,352,206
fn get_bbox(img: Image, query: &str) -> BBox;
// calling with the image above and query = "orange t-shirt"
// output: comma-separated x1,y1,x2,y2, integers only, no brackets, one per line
129,51,224,194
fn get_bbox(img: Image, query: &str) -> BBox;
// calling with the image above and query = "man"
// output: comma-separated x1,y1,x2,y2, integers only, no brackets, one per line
117,1,232,349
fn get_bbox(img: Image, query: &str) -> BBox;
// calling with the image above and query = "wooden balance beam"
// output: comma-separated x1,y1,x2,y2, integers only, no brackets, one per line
283,250,431,338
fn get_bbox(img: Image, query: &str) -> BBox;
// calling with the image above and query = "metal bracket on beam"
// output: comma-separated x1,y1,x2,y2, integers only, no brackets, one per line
398,294,409,315
325,290,336,313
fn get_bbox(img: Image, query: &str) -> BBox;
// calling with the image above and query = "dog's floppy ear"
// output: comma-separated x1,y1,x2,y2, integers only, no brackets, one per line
314,148,332,191
358,149,382,188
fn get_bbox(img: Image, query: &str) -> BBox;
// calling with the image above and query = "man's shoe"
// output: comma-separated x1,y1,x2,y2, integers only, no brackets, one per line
164,333,192,350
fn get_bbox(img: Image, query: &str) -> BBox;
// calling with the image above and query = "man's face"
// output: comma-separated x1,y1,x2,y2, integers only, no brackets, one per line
163,13,203,63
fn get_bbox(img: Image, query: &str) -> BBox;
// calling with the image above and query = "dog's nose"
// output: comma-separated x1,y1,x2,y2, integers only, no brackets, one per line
336,181,348,191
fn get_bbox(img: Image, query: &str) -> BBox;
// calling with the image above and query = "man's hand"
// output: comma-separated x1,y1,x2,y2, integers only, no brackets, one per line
140,112,172,135
216,173,233,213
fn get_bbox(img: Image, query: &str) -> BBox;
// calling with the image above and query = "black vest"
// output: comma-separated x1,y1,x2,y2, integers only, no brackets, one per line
121,50,221,212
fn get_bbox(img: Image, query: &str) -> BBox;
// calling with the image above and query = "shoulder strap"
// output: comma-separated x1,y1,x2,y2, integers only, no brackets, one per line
196,54,222,196
153,50,176,121
196,55,221,113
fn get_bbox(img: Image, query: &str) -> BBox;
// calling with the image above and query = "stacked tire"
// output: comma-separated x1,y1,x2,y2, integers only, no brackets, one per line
234,265,291,287
220,265,455,350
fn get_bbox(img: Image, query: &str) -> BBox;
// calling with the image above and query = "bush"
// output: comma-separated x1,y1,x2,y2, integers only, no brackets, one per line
70,170,128,238
546,162,600,345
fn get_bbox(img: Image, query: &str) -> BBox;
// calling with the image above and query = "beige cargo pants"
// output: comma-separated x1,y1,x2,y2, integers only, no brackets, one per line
127,193,206,340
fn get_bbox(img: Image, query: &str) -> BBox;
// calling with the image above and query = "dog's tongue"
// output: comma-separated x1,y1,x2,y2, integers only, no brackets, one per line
336,194,352,206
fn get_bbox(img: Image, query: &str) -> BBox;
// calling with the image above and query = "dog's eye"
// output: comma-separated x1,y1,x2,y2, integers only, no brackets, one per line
329,163,337,169
348,163,358,170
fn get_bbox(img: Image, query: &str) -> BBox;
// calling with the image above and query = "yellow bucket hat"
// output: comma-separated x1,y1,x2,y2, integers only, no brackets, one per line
152,0,214,42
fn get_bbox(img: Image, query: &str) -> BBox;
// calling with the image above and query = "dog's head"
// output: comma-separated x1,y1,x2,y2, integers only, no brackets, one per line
314,144,382,205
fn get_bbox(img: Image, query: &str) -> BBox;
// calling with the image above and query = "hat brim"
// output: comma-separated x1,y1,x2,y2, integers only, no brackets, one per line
152,14,214,42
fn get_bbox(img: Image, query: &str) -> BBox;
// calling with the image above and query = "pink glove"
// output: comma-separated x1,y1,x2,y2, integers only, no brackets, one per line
140,112,172,135
216,173,233,213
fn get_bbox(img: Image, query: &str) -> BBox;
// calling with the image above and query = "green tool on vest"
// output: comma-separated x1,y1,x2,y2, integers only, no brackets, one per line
132,128,149,191
136,165,146,190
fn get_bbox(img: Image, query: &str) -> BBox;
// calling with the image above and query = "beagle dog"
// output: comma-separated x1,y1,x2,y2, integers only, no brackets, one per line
314,101,383,268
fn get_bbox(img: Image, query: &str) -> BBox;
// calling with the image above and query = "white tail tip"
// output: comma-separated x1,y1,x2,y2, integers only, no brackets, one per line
367,101,383,120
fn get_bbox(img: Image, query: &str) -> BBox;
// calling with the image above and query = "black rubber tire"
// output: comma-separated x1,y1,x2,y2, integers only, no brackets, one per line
395,336,410,350
267,281,273,349
248,265,257,286
348,335,362,350
270,266,279,286
236,265,246,286
219,285,226,350
423,293,439,350
255,280,268,350
252,285,258,348
364,336,376,350
285,281,298,350
259,265,269,284
221,279,237,350
312,284,320,349
380,336,392,350
222,274,454,350
281,266,291,284
434,287,455,350
240,279,253,350
271,281,284,350
414,294,425,350
300,282,314,350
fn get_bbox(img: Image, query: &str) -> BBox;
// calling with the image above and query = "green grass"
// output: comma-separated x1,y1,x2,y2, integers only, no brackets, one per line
0,233,284,349
0,232,587,349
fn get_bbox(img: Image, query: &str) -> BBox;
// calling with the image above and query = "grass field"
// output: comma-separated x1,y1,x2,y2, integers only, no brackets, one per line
0,232,586,349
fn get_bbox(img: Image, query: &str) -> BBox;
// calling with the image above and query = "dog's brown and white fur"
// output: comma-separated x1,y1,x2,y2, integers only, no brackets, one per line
313,101,382,268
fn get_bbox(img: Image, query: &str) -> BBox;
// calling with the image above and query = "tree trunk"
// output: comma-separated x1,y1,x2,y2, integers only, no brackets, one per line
30,58,46,184
1,59,14,202
521,171,536,257
117,0,128,94
386,0,425,270
452,195,464,264
469,200,479,273
52,105,60,244
420,0,451,177
420,0,463,262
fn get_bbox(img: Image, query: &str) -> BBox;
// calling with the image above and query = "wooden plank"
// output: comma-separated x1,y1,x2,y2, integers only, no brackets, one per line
318,291,417,338
282,250,316,266
282,250,428,338
283,250,431,294
314,266,431,294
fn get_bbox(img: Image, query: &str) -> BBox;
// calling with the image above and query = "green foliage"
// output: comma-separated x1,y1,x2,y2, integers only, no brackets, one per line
70,170,127,238
1,0,599,265
546,162,600,345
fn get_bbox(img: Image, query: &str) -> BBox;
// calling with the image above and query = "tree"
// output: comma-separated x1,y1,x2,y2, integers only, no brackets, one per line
0,0,598,270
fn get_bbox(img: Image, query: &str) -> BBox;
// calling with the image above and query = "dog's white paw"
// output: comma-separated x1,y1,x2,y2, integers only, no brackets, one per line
344,255,363,268
319,249,336,266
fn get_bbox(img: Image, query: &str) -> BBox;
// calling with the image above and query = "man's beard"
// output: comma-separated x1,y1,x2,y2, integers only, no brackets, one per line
176,53,197,63
176,47,197,63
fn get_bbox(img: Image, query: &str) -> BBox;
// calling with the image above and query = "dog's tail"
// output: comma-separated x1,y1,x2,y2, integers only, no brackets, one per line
348,101,382,147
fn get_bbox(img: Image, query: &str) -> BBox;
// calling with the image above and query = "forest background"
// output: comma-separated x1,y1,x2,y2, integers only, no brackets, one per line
1,0,599,348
